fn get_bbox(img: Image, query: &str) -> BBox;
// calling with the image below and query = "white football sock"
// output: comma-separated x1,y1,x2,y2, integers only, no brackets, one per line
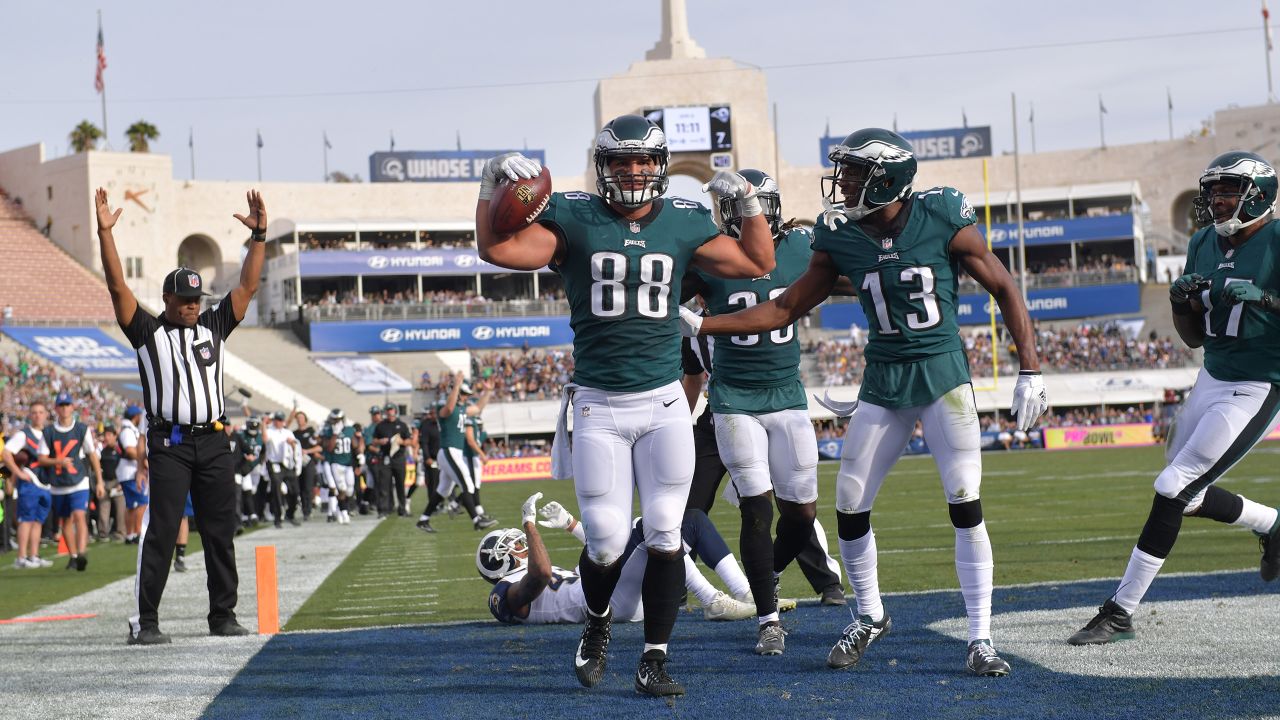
682,555,719,605
1114,547,1165,614
714,555,751,600
1234,496,1279,534
839,531,884,622
954,522,994,643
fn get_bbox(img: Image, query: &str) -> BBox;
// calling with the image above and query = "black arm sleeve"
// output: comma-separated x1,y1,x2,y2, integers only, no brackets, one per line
123,309,160,349
200,293,241,340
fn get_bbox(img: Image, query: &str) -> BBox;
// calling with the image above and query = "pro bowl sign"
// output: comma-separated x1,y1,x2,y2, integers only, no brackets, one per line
2,327,137,375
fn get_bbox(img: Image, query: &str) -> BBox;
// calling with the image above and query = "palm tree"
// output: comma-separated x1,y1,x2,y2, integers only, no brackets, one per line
69,121,103,153
125,120,160,153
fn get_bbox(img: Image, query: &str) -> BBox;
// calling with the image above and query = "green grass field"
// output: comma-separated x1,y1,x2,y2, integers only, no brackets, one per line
286,443,1280,631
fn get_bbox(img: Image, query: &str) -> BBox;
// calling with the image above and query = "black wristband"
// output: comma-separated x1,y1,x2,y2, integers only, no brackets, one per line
1018,370,1040,376
251,231,266,242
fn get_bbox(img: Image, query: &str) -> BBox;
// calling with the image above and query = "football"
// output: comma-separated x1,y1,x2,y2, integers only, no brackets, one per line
489,166,552,234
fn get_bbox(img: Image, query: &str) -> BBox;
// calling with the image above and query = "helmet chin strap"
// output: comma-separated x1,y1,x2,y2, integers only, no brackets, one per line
1216,200,1271,237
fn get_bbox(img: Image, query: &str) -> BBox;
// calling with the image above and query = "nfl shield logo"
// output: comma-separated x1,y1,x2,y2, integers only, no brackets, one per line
199,346,212,361
629,222,640,234
188,275,200,288
882,238,894,250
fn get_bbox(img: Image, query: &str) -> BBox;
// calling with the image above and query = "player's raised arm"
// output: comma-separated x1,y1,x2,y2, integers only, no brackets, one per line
504,494,554,611
951,225,1040,372
688,250,840,337
692,171,775,279
96,188,138,330
475,153,562,271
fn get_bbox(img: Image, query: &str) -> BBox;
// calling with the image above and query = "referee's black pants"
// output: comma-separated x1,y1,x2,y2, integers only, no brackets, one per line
133,429,238,634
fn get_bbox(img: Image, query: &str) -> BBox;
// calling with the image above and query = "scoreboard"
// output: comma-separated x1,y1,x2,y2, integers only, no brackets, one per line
642,106,732,153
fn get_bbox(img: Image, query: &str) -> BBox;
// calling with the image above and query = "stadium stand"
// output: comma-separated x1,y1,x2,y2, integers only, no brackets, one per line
0,188,114,323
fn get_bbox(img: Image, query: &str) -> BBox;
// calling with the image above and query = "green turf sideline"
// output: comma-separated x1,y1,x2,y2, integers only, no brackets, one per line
271,445,1280,632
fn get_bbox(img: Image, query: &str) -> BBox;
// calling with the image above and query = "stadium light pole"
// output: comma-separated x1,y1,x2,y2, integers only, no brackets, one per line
1011,92,1027,303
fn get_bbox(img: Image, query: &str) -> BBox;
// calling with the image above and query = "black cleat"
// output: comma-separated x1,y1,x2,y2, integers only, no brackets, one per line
173,557,187,573
820,584,847,606
474,515,498,530
416,519,437,534
634,649,684,697
827,613,892,669
1258,517,1280,582
1067,599,1135,645
755,621,786,656
210,620,252,637
574,607,612,688
127,626,172,646
965,640,1011,677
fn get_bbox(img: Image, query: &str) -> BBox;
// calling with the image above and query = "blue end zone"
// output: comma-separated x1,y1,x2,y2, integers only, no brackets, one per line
205,571,1278,719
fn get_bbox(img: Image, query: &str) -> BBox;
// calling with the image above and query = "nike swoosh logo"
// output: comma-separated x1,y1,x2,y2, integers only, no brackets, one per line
574,640,590,668
1233,391,1251,397
662,399,679,408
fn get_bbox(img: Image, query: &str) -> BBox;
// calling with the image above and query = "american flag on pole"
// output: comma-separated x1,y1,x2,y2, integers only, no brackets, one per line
1266,1,1275,51
94,18,107,93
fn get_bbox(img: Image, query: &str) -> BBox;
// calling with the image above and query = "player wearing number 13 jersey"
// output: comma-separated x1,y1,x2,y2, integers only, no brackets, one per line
1069,151,1280,647
475,114,775,697
683,128,1048,677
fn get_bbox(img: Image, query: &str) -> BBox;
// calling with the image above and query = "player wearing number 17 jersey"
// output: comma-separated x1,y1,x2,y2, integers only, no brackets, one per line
475,114,775,698
1068,151,1280,647
682,128,1049,677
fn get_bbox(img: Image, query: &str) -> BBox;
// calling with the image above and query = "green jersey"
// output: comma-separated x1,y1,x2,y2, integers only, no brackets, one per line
540,192,720,392
813,187,976,408
1184,221,1280,383
464,415,487,459
437,403,468,450
694,227,812,414
322,425,357,466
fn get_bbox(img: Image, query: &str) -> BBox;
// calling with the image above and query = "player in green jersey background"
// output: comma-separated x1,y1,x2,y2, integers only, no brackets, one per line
682,128,1048,677
1069,151,1280,646
684,169,820,657
475,114,776,698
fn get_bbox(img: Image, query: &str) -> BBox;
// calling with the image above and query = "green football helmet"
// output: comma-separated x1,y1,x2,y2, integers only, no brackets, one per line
594,114,670,208
719,168,782,239
1194,151,1277,236
823,128,917,221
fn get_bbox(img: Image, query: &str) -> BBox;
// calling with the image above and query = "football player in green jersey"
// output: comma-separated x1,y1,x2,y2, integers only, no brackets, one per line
419,372,494,530
683,169,820,656
320,408,357,525
1069,151,1280,646
682,128,1048,677
476,114,776,698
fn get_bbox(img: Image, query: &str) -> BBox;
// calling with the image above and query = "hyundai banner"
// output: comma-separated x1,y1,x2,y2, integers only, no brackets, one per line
309,316,574,352
819,283,1141,329
821,126,991,166
2,327,136,375
370,150,547,183
980,215,1133,247
297,249,541,277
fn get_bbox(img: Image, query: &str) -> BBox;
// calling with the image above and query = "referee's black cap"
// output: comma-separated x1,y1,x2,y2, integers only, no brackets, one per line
163,267,212,298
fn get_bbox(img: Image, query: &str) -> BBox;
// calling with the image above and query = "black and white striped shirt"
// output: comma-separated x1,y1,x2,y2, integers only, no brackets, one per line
123,297,238,424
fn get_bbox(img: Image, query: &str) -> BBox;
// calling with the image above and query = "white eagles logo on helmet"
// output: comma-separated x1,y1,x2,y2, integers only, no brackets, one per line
840,139,914,164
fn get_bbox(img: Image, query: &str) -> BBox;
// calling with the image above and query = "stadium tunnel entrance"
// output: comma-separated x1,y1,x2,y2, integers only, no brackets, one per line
177,234,224,291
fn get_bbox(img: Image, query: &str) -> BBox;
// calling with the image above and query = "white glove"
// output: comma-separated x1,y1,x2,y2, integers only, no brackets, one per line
678,306,703,338
537,500,574,530
478,152,542,200
1011,371,1048,432
521,491,543,524
702,171,761,218
820,197,849,231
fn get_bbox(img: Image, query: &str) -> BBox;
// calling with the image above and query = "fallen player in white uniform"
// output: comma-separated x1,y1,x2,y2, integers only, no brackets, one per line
482,493,779,624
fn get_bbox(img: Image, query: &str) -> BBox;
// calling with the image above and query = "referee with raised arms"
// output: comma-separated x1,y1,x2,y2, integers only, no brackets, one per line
96,187,267,645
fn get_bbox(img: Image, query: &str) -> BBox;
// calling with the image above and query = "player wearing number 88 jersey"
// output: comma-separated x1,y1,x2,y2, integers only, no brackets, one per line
687,129,1047,676
476,113,776,697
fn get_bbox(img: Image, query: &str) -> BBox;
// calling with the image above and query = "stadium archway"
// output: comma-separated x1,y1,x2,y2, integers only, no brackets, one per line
667,159,716,213
177,234,222,285
1170,188,1201,239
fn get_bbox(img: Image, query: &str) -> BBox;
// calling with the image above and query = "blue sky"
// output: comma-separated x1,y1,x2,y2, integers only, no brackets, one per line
1,1,1274,183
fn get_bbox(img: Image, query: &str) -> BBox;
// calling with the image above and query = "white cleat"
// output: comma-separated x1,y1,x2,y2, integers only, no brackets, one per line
703,591,755,621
